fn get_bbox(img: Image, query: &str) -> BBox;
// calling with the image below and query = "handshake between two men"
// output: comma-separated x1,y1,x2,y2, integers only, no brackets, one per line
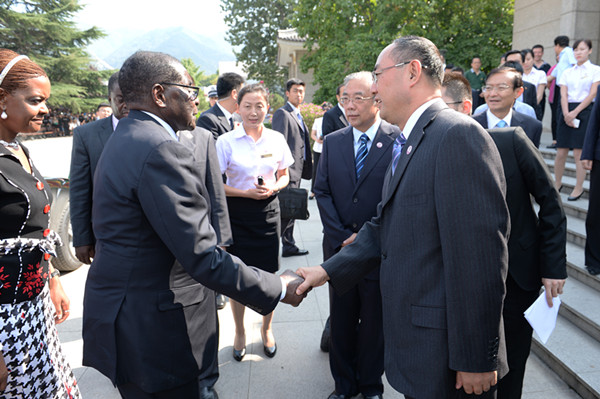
278,267,329,307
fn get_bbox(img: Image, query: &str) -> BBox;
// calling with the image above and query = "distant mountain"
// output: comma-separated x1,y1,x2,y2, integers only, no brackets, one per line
86,27,236,73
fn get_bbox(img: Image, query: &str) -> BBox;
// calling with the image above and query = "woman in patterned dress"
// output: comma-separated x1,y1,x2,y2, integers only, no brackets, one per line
0,49,81,398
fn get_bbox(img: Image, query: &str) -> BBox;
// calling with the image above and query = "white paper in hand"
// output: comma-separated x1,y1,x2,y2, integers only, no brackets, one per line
524,291,561,344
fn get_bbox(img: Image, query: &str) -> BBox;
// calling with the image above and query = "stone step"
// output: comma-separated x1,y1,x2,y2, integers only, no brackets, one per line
540,148,576,164
531,316,600,399
566,242,600,292
559,192,590,220
545,158,591,182
560,277,600,342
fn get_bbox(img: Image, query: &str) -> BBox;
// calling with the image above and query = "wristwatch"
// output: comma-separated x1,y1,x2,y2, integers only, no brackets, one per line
50,269,61,279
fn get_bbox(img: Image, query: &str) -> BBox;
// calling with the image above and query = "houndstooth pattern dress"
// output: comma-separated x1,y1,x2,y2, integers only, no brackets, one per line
0,284,81,398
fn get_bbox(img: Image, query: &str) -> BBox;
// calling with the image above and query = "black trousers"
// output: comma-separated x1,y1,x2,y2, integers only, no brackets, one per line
497,274,540,399
586,160,600,269
328,278,384,396
118,377,212,399
311,150,321,192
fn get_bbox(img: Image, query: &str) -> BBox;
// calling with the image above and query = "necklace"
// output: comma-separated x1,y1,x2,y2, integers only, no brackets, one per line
0,139,19,149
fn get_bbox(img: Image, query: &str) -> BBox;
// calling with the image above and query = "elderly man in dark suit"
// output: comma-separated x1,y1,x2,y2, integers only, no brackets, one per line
272,78,312,257
315,71,399,399
83,51,304,399
582,89,600,275
70,72,127,265
322,83,348,136
473,66,543,148
196,72,244,140
443,72,567,399
297,36,510,399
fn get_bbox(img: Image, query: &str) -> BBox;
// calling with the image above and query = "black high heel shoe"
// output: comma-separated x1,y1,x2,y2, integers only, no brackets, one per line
567,192,583,201
263,343,277,358
233,346,246,362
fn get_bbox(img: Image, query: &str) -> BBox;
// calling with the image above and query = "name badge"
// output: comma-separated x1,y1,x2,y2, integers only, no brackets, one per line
261,153,273,158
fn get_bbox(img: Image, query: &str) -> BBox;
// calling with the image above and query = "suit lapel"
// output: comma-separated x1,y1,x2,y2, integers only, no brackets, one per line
286,102,307,133
355,124,395,189
214,106,232,132
381,103,445,209
339,113,348,127
340,127,357,183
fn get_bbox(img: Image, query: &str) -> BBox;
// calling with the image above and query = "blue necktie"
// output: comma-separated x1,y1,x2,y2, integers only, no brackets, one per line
495,120,507,128
355,133,370,179
391,133,407,175
297,112,305,129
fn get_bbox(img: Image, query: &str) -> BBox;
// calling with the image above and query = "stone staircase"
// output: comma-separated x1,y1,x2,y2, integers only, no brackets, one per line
532,146,600,399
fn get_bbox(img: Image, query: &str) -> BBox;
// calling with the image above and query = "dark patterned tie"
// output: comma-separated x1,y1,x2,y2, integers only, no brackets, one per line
355,133,370,179
229,117,234,130
391,133,407,176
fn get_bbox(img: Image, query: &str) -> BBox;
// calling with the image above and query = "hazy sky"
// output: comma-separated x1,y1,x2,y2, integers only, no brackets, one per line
76,0,229,38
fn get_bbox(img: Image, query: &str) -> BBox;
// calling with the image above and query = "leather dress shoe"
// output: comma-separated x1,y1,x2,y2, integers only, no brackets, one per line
587,266,600,276
199,386,219,399
264,343,277,358
232,346,246,362
328,392,357,399
282,247,309,257
216,294,226,310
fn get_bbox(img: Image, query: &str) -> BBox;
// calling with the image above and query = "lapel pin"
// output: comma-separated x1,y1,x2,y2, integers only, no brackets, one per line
376,142,383,148
406,145,413,155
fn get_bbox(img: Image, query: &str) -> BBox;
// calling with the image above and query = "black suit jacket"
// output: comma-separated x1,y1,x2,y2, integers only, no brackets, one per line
488,127,567,290
272,102,312,182
322,104,348,136
70,116,113,247
322,100,509,397
196,103,232,140
83,110,282,393
473,110,543,148
315,121,399,264
582,89,600,161
522,81,538,111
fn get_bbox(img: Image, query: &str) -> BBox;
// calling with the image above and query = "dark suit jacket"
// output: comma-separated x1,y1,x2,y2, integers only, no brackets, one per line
473,110,543,148
487,127,567,291
69,116,113,247
83,110,282,393
272,102,312,182
315,121,399,266
322,100,509,398
582,89,600,161
180,127,232,246
196,103,232,140
322,104,348,136
522,81,538,111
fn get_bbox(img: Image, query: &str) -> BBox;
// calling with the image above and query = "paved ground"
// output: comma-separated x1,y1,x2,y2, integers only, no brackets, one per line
24,134,582,398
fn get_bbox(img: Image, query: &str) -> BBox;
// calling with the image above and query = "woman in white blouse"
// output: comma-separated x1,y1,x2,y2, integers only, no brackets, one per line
522,48,547,120
216,83,294,361
555,39,600,201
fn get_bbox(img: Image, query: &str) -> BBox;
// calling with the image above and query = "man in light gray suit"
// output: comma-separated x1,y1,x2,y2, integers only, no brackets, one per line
297,36,510,398
70,72,127,264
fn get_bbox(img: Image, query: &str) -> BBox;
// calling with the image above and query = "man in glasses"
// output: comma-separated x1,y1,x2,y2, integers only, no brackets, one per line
83,51,305,399
314,71,399,399
297,36,509,398
473,67,543,148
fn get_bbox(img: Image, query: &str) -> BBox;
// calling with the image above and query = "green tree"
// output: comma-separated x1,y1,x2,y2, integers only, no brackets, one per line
221,0,294,88
0,0,109,112
292,0,514,102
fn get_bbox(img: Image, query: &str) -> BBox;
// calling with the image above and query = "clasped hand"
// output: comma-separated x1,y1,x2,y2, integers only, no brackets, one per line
246,183,276,200
279,270,308,307
279,266,331,306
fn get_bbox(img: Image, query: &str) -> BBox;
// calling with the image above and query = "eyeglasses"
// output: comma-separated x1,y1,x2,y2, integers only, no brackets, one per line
482,84,513,93
160,82,200,101
445,101,463,105
339,96,375,105
372,60,429,84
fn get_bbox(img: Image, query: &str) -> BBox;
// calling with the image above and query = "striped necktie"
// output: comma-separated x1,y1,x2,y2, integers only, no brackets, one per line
355,133,370,179
495,120,507,128
391,133,407,175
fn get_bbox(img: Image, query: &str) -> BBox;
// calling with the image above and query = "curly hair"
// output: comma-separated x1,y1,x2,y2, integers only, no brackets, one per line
0,49,47,94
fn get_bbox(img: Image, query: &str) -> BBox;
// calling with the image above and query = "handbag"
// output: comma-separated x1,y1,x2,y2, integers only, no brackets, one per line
278,187,310,220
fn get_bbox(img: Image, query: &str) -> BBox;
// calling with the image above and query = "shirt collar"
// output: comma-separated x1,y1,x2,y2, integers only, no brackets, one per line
111,114,119,131
486,108,512,128
287,101,300,114
141,111,178,141
338,103,347,117
402,98,441,139
216,102,233,121
573,60,592,70
352,117,381,143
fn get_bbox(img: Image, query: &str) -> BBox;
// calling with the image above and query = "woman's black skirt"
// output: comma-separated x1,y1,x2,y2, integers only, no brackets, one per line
557,102,593,149
226,196,280,273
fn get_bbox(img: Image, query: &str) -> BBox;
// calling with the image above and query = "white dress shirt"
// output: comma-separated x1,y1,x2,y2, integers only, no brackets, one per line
523,68,547,89
216,125,294,190
486,109,513,128
402,98,441,139
557,60,600,103
352,118,381,156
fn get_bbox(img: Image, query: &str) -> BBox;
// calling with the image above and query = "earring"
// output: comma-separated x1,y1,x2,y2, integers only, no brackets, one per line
1,110,6,120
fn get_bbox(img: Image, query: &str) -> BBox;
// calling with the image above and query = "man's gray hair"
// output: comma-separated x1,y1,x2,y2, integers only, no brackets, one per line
343,71,373,87
390,36,444,87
